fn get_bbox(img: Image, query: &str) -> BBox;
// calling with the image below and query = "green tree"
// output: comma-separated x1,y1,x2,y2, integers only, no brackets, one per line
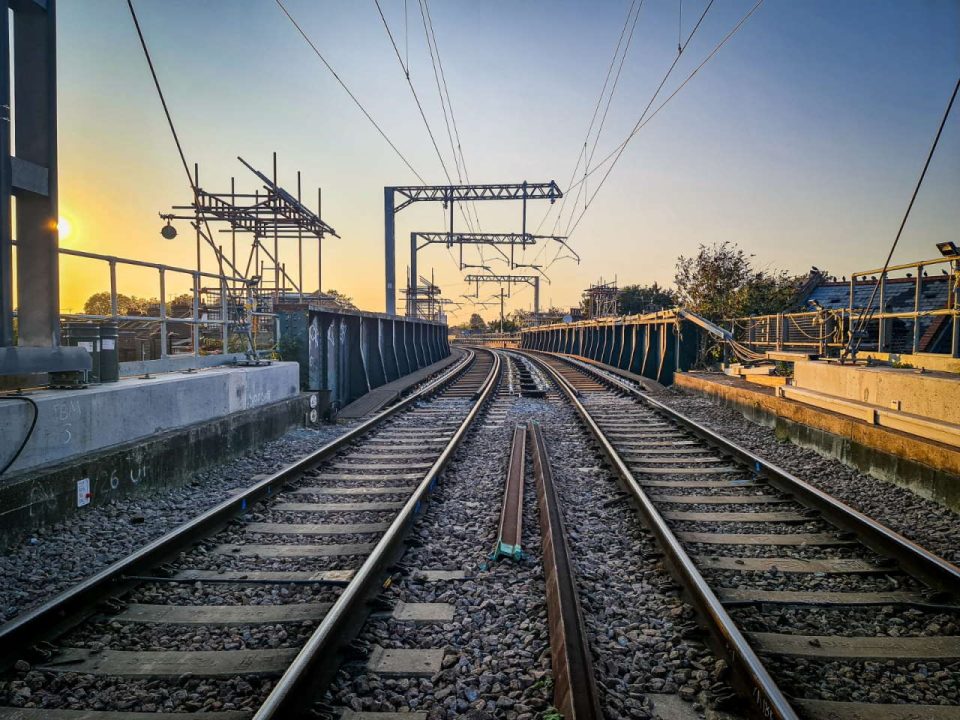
618,283,678,315
468,313,487,332
674,242,805,321
83,292,155,316
324,289,356,310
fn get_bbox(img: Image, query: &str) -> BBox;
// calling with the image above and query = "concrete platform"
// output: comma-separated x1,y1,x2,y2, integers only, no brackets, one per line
1,363,299,476
674,371,960,510
338,349,463,419
0,363,305,542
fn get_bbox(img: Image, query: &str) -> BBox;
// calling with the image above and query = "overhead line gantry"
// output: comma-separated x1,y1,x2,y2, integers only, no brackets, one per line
407,231,568,316
384,181,562,314
463,273,543,325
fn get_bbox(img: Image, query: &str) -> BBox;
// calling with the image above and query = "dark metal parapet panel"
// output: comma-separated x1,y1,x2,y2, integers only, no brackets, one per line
282,307,450,402
519,312,700,386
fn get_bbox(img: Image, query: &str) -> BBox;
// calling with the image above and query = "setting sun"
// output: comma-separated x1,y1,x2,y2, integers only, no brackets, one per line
57,216,72,240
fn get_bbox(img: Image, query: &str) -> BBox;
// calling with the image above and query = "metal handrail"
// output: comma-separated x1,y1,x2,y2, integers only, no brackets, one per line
18,243,279,361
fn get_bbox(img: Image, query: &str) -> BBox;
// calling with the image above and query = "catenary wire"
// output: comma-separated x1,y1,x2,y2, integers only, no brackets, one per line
565,0,765,239
534,0,641,239
847,74,960,357
276,0,427,184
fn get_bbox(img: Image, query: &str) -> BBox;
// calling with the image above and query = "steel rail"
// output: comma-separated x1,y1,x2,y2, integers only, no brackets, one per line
0,348,477,667
528,421,603,720
518,350,799,720
547,352,960,595
493,425,526,560
253,349,502,718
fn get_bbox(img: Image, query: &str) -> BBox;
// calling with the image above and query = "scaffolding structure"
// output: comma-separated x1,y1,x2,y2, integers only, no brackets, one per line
402,273,452,323
166,154,339,315
583,278,619,318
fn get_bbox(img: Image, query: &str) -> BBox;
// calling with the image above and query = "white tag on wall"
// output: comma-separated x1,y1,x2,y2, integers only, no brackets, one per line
77,477,91,507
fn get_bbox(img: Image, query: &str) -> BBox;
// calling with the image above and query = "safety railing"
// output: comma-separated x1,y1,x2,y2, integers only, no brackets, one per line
848,255,959,357
730,310,848,356
52,246,277,363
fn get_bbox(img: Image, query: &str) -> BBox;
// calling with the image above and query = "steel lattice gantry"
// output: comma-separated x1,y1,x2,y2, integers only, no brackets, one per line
383,181,562,315
463,274,541,324
407,232,567,317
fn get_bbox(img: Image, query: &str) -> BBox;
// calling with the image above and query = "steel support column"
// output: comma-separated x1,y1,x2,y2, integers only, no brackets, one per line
13,0,59,347
385,188,396,315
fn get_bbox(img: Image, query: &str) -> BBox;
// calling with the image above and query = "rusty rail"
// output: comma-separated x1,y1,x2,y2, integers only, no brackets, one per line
529,421,603,720
493,425,526,561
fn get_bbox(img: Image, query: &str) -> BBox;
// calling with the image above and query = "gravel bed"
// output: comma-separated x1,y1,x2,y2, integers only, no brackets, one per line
63,619,316,651
684,542,870,560
703,569,922,593
656,501,800,513
670,520,836,535
327,394,555,719
540,406,731,717
657,387,960,563
732,604,960,637
125,582,340,606
0,424,354,624
0,672,272,712
766,657,960,705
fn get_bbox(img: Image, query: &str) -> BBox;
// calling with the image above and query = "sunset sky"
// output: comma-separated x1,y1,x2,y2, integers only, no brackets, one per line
51,0,959,321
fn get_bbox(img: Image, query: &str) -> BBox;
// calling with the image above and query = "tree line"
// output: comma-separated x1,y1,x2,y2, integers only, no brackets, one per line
460,241,821,330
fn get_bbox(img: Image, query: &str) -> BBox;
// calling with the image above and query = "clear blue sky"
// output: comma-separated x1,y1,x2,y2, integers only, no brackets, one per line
55,0,960,318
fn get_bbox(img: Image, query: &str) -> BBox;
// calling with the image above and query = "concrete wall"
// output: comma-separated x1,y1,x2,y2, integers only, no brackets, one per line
0,363,300,477
794,361,960,425
521,314,699,385
675,372,960,511
0,362,307,542
279,308,449,410
0,394,308,544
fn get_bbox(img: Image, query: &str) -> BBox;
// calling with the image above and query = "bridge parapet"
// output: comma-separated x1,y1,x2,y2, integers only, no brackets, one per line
519,310,698,386
279,307,449,410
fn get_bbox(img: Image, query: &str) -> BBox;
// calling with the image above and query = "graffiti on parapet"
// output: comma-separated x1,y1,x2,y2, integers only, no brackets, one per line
51,398,82,446
27,479,58,518
246,390,273,408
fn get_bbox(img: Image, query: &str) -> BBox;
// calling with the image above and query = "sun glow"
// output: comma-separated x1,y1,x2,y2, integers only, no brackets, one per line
57,216,73,240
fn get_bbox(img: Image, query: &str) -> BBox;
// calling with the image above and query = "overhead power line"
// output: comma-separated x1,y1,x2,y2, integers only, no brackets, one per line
420,0,483,233
535,0,643,239
565,0,647,231
565,0,765,239
847,74,960,356
372,0,457,191
276,0,426,184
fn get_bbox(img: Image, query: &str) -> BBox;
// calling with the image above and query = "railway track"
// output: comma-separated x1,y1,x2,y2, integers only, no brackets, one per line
518,349,960,720
0,348,500,719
